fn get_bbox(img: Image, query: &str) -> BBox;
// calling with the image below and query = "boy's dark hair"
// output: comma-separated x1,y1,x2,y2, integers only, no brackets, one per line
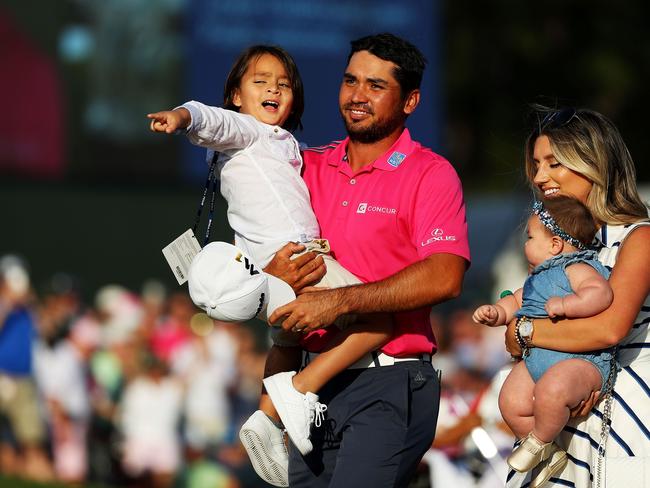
223,45,304,132
542,196,598,248
348,33,427,98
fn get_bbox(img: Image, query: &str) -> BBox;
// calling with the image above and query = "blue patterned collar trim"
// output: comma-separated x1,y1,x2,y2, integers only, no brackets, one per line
531,250,600,275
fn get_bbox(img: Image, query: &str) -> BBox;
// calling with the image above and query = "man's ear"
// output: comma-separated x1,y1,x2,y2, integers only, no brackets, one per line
403,89,420,115
550,236,565,256
232,89,242,108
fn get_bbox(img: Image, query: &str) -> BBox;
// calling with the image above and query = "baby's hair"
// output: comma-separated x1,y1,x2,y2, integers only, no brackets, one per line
537,196,597,248
222,45,304,132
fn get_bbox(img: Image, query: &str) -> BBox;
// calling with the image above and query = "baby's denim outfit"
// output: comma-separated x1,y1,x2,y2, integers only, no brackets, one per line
516,250,614,390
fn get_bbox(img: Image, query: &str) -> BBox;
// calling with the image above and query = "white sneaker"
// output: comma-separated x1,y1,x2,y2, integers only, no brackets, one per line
239,410,288,487
263,371,328,456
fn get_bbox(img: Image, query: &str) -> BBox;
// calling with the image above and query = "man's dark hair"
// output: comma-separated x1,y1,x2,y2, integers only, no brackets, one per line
348,33,427,98
223,45,304,132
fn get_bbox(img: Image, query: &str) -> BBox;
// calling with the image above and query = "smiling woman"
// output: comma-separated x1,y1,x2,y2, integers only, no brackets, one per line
506,106,650,488
531,135,593,203
525,107,648,225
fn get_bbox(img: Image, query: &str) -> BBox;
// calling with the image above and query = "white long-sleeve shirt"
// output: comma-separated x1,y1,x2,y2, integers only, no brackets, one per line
183,101,320,267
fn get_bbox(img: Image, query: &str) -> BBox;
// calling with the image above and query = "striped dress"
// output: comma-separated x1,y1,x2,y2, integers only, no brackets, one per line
507,222,650,487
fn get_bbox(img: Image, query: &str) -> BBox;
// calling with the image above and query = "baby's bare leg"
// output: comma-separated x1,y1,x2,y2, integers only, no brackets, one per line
498,361,536,439
291,314,392,394
532,359,602,443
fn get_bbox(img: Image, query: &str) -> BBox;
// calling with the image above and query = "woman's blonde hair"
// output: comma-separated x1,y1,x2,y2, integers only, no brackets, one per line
524,106,648,225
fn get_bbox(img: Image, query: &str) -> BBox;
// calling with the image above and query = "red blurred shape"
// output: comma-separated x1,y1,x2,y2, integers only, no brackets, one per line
0,11,64,179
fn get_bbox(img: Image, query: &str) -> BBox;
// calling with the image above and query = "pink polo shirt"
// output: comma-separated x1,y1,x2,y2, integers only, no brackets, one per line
301,129,470,357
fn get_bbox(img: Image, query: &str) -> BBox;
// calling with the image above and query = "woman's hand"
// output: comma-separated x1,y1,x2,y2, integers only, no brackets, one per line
263,242,326,293
570,390,600,418
505,318,522,358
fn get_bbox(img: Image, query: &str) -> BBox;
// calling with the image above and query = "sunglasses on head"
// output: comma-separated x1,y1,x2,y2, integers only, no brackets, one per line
538,107,577,133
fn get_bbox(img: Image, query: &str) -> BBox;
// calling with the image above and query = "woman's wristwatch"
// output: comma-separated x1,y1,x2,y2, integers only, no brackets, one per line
515,316,534,358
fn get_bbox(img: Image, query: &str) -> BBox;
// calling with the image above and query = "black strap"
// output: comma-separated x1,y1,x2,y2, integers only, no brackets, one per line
371,351,381,367
193,152,219,247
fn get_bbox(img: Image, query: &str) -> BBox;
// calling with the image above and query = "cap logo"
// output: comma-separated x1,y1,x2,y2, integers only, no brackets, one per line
387,151,406,167
235,252,260,275
255,292,265,317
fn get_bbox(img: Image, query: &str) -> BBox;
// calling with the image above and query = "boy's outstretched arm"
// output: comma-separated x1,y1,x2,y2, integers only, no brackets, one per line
147,108,191,134
546,263,613,318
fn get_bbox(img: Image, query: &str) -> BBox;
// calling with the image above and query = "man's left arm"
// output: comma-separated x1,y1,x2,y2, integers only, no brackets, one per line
269,252,466,332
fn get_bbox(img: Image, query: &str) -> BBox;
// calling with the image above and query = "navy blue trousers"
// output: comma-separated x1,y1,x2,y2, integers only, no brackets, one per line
288,360,440,487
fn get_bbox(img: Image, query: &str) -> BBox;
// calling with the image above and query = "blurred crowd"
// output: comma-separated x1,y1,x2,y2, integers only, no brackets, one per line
0,254,515,488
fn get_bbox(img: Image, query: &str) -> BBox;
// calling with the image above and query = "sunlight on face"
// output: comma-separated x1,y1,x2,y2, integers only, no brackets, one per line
233,53,294,128
338,50,408,143
532,135,593,204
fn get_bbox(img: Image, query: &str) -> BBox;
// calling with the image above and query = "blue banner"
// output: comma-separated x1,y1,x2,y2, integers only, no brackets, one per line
184,0,441,182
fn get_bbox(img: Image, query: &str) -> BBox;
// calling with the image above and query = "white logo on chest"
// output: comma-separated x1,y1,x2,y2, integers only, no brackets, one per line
356,202,396,214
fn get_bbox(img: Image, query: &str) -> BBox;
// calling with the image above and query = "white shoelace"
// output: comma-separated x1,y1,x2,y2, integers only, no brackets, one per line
310,402,328,427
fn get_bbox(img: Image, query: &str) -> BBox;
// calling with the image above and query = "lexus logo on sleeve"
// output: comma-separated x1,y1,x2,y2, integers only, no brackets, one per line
421,228,456,246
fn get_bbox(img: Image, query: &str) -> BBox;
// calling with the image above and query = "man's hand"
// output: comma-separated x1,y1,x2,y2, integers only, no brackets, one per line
147,108,191,134
269,287,346,333
472,305,499,326
263,242,326,293
545,296,565,318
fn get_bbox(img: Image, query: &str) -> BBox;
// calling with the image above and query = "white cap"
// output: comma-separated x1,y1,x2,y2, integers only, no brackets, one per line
188,242,295,322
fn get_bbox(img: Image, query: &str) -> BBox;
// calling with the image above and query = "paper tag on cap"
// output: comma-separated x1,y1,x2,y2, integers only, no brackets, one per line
162,229,202,285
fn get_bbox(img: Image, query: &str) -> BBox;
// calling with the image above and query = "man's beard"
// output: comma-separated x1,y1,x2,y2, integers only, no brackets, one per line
342,103,405,143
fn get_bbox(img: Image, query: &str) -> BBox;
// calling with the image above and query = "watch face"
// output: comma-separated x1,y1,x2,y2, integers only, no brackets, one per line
520,319,533,337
